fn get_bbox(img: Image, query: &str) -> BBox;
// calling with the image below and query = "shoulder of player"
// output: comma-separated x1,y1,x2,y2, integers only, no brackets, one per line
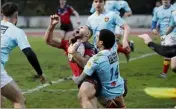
155,6,163,13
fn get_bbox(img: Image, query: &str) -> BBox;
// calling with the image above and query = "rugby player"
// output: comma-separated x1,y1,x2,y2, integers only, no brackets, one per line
73,29,126,108
89,0,133,62
57,0,81,37
1,2,46,108
152,0,175,78
44,14,100,108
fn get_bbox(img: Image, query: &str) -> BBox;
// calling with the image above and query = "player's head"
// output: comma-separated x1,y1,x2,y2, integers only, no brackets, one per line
93,0,106,12
97,29,115,50
72,26,93,43
59,0,66,6
156,0,161,7
1,2,18,25
162,0,171,7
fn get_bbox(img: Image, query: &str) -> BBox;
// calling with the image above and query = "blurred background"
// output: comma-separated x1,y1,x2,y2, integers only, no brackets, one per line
1,0,175,28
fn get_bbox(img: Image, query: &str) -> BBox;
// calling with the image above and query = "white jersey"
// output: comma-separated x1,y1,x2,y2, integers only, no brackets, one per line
1,20,31,65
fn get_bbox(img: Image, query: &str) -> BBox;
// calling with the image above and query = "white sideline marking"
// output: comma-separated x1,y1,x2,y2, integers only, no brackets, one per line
22,76,72,94
23,52,157,94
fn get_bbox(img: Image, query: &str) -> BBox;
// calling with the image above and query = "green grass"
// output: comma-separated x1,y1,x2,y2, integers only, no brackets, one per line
3,36,176,108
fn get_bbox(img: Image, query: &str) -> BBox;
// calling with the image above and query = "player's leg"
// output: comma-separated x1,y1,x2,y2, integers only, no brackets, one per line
1,81,26,108
1,95,5,108
171,56,176,73
1,66,25,108
78,82,97,108
160,33,176,77
98,95,126,108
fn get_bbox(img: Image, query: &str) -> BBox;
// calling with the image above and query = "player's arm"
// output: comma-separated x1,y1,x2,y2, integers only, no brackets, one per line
68,41,91,68
115,14,130,50
151,11,158,35
44,14,63,48
22,48,45,83
123,1,132,17
70,6,81,25
165,15,175,35
73,57,97,85
16,30,45,83
138,34,176,58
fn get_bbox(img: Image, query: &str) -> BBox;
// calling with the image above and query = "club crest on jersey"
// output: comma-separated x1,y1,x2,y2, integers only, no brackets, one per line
104,17,109,22
87,62,91,68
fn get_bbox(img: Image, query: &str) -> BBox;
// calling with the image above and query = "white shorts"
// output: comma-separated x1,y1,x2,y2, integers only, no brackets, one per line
115,26,124,36
1,64,13,88
161,33,176,58
161,33,176,46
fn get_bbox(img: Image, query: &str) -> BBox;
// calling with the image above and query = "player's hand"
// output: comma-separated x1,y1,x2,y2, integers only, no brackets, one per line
72,76,79,85
77,19,81,26
152,29,158,35
50,14,60,27
68,40,81,54
138,34,153,44
122,40,131,53
39,75,46,84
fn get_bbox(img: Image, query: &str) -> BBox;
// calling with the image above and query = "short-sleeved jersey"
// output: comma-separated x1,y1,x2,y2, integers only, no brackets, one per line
1,20,31,65
169,10,176,35
152,5,176,36
87,10,125,50
57,5,74,24
59,40,95,77
83,50,124,99
153,7,159,15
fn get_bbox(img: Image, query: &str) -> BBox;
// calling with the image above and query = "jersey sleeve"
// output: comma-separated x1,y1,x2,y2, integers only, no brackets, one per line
113,13,125,27
152,10,158,21
15,30,31,50
83,56,98,76
59,39,69,51
123,1,132,12
67,5,74,14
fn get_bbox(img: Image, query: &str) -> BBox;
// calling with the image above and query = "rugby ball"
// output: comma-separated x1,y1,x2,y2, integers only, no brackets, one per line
68,43,85,61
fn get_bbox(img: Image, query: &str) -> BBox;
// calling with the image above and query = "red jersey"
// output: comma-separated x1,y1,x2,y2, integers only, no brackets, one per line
59,40,95,77
57,5,74,24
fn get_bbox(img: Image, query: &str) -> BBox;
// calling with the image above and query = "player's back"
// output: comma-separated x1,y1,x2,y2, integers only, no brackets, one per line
1,20,30,65
92,50,124,99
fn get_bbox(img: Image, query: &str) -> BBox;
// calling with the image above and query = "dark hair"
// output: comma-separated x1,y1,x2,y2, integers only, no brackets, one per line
99,29,115,49
1,2,18,17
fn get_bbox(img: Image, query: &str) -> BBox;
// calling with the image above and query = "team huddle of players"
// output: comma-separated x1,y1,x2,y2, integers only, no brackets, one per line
1,0,176,108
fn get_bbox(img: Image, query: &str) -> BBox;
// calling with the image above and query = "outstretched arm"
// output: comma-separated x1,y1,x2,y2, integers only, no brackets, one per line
138,34,176,58
44,14,63,48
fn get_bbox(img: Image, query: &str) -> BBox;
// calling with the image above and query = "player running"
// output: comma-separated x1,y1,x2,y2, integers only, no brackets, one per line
89,0,132,62
44,14,100,108
152,0,176,78
73,29,126,108
1,2,46,108
57,0,81,37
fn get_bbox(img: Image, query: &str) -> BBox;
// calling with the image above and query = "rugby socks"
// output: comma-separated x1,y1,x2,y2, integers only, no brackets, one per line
162,59,171,74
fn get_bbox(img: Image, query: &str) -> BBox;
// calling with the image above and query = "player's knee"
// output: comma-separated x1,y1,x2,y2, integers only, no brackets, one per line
78,82,95,99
